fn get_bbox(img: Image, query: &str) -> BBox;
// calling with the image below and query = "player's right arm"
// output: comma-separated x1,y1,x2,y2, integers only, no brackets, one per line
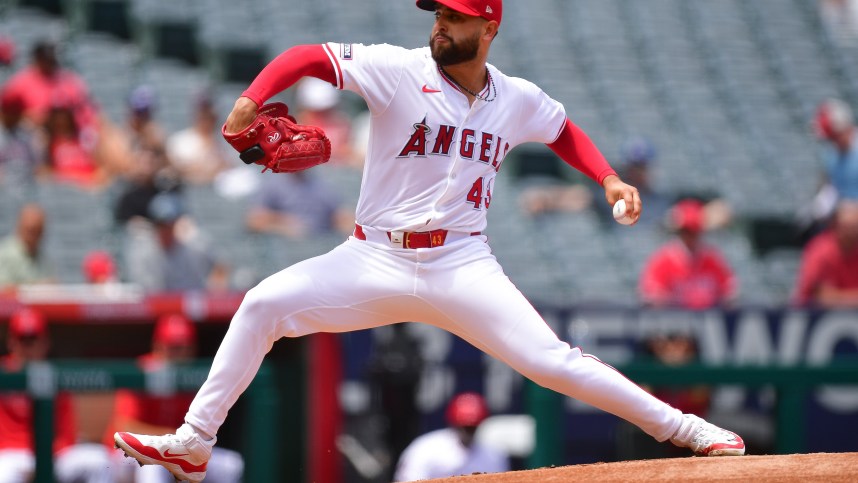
223,45,337,134
547,119,641,222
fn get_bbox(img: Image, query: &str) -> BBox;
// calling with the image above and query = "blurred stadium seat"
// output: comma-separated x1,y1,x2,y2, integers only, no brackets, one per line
5,0,854,306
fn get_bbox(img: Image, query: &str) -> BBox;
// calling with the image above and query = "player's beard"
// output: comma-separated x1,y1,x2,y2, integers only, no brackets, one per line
430,31,480,66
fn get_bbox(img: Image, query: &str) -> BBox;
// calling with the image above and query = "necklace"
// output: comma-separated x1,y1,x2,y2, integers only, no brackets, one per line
438,66,496,102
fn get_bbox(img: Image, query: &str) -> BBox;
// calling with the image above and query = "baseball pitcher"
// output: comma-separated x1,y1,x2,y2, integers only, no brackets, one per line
115,2,745,481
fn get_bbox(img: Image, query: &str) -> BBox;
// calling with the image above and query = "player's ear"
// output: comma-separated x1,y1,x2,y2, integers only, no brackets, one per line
483,20,499,40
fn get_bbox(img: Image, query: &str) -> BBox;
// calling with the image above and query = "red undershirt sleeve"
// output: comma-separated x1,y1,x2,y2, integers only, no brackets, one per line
241,44,337,106
547,118,617,184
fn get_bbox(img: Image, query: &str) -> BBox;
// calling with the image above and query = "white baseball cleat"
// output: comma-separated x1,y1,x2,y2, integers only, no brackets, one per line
114,424,214,483
670,414,746,456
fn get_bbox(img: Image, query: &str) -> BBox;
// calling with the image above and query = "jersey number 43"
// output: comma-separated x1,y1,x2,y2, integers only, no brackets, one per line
466,176,492,210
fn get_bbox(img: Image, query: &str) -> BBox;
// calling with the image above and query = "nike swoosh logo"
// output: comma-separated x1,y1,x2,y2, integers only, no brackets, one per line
422,85,442,93
163,449,190,458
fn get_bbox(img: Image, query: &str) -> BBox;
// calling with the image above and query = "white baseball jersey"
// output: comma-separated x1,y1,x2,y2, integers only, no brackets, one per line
393,428,509,482
323,42,566,233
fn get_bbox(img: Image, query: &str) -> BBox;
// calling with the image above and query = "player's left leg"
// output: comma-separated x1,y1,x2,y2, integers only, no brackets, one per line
416,238,744,456
115,237,428,478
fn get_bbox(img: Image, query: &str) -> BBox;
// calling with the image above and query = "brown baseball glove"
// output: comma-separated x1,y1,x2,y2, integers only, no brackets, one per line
222,102,331,173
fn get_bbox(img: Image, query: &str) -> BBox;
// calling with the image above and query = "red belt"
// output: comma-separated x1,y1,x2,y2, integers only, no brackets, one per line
353,224,480,249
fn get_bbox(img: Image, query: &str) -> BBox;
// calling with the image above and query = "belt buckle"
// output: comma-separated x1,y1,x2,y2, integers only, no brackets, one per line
389,231,405,248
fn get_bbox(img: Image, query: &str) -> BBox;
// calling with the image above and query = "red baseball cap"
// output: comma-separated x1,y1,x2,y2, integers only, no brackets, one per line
671,199,705,233
417,0,502,26
9,308,47,338
153,314,197,346
814,99,853,140
445,392,490,427
82,250,117,283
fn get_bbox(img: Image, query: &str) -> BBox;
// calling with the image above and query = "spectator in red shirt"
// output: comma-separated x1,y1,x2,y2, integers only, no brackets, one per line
2,40,131,186
2,40,98,131
43,104,107,189
0,307,110,482
794,199,858,307
107,313,243,483
639,199,737,309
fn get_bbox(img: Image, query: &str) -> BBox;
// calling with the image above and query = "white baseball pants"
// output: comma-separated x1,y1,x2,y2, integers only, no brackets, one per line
186,233,683,442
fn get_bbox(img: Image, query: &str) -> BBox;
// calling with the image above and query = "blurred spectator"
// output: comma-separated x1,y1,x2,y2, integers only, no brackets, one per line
819,0,858,46
794,200,858,307
107,313,243,483
125,85,166,151
799,98,858,241
611,137,672,226
0,86,43,190
801,98,858,240
518,181,593,217
0,36,15,66
246,171,353,239
639,199,737,309
43,104,107,189
82,250,118,284
294,77,358,167
166,91,232,185
2,40,130,184
636,331,710,428
124,192,229,293
514,146,592,218
114,144,181,226
2,40,98,132
393,392,508,482
0,307,111,482
90,85,165,183
0,203,52,290
813,98,858,199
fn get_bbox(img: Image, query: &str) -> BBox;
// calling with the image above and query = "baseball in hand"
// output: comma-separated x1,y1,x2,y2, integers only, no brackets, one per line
612,199,634,225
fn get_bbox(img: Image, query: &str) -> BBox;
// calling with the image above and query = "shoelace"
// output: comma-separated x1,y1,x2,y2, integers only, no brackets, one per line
692,423,735,450
151,433,184,447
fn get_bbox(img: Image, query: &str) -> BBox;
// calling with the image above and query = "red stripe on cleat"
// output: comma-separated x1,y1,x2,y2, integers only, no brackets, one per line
117,432,208,473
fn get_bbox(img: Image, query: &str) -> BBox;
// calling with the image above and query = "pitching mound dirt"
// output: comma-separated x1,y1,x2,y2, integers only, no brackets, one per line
423,452,858,482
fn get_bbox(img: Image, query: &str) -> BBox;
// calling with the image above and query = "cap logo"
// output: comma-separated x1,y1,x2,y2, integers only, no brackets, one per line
486,5,493,13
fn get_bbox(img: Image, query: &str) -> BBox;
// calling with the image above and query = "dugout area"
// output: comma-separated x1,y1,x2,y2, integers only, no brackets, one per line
0,313,309,483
